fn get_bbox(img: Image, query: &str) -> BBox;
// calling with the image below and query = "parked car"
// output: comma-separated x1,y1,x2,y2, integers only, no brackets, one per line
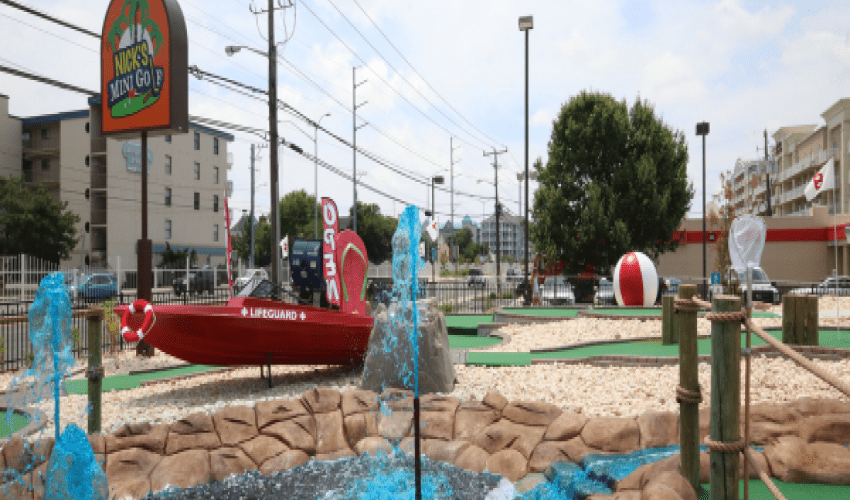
68,273,117,303
787,276,850,297
173,265,215,296
234,268,269,291
540,276,575,305
594,278,615,306
735,267,779,304
505,268,523,286
468,268,486,288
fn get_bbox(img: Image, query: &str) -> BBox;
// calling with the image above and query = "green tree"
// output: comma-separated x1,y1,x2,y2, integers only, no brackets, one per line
0,175,79,264
349,202,396,263
233,218,270,266
709,170,737,291
280,190,320,239
531,91,693,276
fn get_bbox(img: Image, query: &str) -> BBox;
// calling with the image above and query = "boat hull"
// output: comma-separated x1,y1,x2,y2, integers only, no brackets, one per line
115,297,374,366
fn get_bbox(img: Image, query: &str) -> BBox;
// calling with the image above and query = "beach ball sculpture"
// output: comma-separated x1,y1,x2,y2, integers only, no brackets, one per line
613,251,658,307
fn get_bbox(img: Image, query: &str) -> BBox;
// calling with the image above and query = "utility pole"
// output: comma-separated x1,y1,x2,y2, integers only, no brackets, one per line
250,144,255,269
484,148,508,294
450,137,461,273
353,67,368,233
764,129,772,216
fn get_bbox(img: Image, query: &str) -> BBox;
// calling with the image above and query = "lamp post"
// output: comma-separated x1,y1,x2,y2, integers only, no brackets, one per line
226,41,282,293
519,15,533,304
425,175,445,282
314,113,331,239
696,122,710,298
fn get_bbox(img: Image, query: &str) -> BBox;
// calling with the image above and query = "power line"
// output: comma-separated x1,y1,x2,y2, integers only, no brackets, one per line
0,0,98,37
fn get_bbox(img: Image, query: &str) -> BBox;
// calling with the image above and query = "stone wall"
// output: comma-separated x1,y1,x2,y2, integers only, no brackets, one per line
2,387,849,499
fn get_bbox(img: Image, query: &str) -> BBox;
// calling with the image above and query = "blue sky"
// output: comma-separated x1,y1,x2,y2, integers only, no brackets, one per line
1,0,849,228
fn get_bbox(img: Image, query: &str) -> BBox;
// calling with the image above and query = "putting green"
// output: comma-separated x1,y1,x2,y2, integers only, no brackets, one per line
0,411,30,438
445,315,493,329
501,308,582,317
65,364,220,394
697,479,850,499
590,308,779,318
533,329,850,360
466,351,532,366
447,335,502,349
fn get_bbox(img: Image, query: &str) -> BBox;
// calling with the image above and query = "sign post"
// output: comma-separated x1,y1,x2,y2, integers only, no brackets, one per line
101,0,188,355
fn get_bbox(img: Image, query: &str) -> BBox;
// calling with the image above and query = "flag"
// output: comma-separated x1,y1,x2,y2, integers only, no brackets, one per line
280,235,289,259
425,218,439,241
223,196,233,299
805,158,836,201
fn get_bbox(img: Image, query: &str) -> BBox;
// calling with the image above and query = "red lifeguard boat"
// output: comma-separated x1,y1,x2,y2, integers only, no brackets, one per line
116,227,374,367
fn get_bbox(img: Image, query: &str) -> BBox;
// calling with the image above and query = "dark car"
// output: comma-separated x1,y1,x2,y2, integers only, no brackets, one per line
69,273,117,303
467,268,486,288
173,265,215,296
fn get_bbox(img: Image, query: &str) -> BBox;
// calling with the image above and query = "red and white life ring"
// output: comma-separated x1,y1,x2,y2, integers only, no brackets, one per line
121,299,155,343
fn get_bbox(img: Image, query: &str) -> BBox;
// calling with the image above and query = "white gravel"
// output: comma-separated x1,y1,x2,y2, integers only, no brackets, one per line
8,300,850,438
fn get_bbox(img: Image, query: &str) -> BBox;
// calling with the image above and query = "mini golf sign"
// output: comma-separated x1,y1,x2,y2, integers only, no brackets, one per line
100,0,188,136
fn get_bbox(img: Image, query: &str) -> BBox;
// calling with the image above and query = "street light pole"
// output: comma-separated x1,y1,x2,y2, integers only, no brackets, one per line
697,122,710,298
314,113,331,239
425,176,445,282
353,68,368,234
519,15,533,304
484,148,508,294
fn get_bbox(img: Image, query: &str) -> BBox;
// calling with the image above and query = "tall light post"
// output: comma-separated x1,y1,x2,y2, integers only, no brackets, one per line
696,122,710,298
353,67,368,233
425,175,445,282
226,38,282,292
519,15,533,304
314,113,331,238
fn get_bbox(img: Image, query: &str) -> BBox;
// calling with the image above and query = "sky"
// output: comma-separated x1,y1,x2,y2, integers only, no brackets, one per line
1,0,849,229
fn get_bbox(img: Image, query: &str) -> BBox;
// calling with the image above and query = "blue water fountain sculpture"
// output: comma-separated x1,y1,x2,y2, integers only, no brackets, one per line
3,273,108,499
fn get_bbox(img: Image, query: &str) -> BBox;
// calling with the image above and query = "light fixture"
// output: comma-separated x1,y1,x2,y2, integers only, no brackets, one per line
224,46,241,57
518,16,533,30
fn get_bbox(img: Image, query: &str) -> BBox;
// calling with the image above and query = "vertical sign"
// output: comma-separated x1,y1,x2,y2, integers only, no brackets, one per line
223,196,233,299
101,0,188,135
322,198,341,306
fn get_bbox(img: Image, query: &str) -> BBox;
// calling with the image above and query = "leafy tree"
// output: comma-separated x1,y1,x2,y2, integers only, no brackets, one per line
531,91,693,276
159,242,197,268
233,218,270,266
280,190,320,239
0,175,79,264
349,202,396,263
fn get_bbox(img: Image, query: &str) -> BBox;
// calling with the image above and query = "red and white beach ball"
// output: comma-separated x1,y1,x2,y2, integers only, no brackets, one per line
613,252,658,307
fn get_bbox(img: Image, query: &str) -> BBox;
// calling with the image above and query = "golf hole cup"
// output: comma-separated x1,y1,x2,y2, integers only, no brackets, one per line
613,251,659,307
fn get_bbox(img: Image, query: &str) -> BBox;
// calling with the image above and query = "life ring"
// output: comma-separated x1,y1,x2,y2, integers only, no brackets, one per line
121,299,155,343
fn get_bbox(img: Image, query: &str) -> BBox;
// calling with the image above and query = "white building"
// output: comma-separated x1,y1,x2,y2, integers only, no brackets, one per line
480,208,532,261
1,94,234,270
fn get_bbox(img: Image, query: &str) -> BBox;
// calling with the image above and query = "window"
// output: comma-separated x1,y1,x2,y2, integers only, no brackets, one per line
41,159,50,170
84,222,90,233
213,195,219,213
194,192,200,210
85,155,89,166
194,162,200,180
165,220,172,239
85,122,90,133
41,128,49,139
194,132,200,150
214,138,219,155
213,224,219,242
165,134,171,143
214,166,219,184
165,187,171,207
165,155,171,175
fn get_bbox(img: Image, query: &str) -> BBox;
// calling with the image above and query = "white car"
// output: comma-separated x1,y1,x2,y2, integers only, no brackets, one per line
539,276,575,305
734,267,779,304
594,278,615,306
234,268,269,291
787,276,850,297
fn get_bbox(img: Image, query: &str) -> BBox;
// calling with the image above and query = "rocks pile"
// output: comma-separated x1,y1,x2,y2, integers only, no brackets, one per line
3,387,849,499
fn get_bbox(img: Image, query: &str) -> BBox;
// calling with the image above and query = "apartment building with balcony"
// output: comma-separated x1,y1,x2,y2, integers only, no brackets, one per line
0,95,22,180
480,209,531,261
1,94,234,270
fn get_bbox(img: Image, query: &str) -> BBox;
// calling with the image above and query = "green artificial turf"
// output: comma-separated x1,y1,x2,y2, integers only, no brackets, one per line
0,411,30,438
444,315,493,329
447,335,502,349
697,479,850,500
590,308,779,319
501,308,582,317
65,364,220,394
466,351,531,366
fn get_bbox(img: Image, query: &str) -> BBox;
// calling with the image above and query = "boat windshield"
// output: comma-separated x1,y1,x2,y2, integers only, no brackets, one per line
237,278,275,298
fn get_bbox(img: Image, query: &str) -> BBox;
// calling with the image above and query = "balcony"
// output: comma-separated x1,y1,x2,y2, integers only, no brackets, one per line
22,137,60,157
91,209,107,226
91,166,107,189
90,136,106,155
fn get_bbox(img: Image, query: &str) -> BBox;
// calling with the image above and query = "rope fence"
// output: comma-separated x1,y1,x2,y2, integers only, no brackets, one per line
674,290,850,500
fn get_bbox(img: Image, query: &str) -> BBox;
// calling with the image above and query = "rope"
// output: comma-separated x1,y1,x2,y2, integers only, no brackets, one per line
704,309,747,323
692,296,712,310
704,437,746,453
743,317,850,399
675,384,702,404
673,297,702,313
744,448,788,500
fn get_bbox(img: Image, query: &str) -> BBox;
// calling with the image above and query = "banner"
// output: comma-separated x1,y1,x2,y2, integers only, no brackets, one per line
805,158,836,201
425,217,439,241
223,196,233,299
322,198,341,306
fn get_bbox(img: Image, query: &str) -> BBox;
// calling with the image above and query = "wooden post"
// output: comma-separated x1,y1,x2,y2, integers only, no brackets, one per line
794,294,808,344
86,306,104,434
805,295,819,346
782,295,796,344
710,295,742,500
677,284,699,493
662,295,674,345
